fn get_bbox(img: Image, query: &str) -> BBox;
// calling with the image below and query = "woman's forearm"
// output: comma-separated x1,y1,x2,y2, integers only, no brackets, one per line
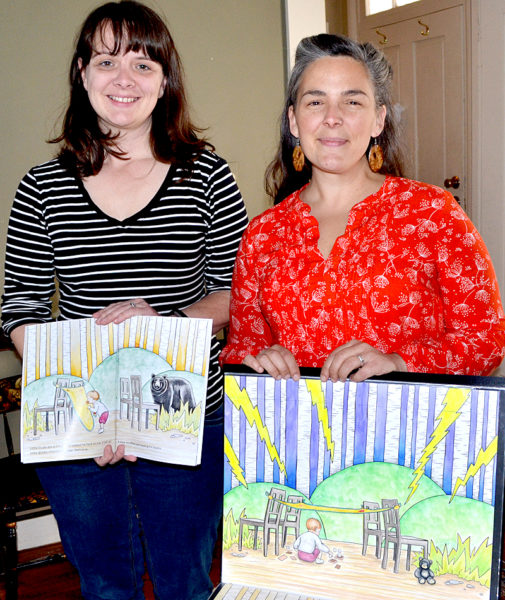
10,324,29,357
182,290,231,334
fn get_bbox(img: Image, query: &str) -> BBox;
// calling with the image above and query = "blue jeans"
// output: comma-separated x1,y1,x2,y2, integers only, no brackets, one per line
36,414,224,600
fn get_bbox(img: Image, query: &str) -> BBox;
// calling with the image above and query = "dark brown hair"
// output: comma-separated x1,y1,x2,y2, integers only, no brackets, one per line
51,0,212,176
266,34,406,204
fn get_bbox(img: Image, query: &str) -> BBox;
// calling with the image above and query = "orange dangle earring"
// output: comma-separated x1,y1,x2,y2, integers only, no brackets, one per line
292,139,305,172
368,138,384,172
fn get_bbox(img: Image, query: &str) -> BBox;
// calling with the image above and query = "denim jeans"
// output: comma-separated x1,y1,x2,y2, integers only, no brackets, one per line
36,413,224,600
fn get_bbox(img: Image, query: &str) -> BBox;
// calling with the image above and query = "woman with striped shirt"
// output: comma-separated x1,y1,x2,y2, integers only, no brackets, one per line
1,2,247,598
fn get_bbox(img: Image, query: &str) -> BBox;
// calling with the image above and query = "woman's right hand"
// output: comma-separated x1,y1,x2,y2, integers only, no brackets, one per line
242,345,300,381
93,298,159,325
94,444,137,467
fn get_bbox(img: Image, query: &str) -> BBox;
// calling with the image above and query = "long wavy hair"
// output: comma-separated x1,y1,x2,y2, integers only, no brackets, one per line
265,34,406,204
51,0,212,177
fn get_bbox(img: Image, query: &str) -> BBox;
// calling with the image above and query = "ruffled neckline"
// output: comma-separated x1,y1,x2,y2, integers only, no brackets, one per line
281,176,392,255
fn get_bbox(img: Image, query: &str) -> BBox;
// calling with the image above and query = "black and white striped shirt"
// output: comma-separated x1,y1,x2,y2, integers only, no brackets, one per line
2,150,248,415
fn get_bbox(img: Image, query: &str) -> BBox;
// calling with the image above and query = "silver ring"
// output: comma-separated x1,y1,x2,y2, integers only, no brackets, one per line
129,301,136,308
358,354,365,367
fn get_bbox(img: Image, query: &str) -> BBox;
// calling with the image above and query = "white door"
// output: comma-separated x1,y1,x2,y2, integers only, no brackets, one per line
358,5,466,208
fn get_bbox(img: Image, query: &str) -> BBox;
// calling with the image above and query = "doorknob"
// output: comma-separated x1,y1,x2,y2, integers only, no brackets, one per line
444,176,460,189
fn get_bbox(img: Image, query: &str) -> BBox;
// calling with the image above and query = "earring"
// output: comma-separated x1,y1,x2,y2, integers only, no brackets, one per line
368,138,384,172
292,139,305,172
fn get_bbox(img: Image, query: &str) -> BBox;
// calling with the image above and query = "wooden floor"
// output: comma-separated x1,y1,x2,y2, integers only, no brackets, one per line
0,539,222,599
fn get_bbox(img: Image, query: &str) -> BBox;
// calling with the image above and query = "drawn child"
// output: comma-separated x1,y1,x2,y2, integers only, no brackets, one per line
293,518,330,564
86,390,108,434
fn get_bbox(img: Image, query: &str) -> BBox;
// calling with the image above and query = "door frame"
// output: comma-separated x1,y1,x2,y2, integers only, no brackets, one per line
348,0,466,31
347,0,505,296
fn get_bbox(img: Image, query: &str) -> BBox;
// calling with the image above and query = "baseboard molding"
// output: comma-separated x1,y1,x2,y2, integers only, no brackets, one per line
17,541,67,569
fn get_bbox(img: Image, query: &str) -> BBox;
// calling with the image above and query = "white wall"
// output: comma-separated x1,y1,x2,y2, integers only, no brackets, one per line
284,0,327,74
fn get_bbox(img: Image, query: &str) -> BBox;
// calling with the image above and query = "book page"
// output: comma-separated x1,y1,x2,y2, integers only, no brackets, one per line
21,316,211,466
210,582,332,599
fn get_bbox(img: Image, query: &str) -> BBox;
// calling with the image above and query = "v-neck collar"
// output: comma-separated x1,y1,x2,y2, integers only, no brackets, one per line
76,164,176,226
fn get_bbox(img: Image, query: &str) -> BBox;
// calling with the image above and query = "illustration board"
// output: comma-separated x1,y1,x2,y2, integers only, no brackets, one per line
21,316,211,465
211,367,505,600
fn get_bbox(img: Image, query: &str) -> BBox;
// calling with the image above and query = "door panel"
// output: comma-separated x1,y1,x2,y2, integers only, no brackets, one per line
361,6,466,207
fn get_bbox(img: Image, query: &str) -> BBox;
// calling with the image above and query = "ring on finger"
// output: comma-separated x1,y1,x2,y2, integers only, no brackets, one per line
358,354,365,367
129,301,136,308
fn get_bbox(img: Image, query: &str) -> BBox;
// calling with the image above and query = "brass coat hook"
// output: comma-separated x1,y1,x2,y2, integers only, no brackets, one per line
418,19,430,36
375,29,388,45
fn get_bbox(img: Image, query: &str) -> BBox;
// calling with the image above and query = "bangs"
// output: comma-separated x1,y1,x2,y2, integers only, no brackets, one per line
93,18,163,64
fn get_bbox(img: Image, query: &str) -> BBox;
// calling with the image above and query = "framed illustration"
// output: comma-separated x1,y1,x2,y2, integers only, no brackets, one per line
211,366,505,600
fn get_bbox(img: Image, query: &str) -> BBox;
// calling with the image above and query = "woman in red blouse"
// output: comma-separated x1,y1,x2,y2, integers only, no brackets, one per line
220,34,505,382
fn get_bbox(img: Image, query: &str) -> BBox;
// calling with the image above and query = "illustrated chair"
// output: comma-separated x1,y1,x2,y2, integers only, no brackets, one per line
130,375,160,431
33,378,69,436
238,487,286,557
119,377,133,420
380,498,429,572
281,494,303,547
361,500,384,558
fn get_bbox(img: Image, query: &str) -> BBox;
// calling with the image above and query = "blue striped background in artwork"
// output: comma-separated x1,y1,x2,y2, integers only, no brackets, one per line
224,375,501,505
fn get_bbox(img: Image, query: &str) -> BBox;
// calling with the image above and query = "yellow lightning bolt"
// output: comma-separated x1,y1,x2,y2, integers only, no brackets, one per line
450,436,498,502
225,376,286,475
305,379,334,461
224,435,248,487
406,387,470,503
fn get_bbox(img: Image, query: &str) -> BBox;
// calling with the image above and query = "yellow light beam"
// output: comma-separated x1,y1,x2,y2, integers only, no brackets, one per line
142,317,149,349
107,323,114,357
225,376,286,476
86,319,93,378
95,323,103,366
190,321,198,374
135,318,142,348
176,320,189,370
166,319,174,365
35,325,41,381
45,325,51,377
57,322,63,374
123,319,131,348
70,319,82,377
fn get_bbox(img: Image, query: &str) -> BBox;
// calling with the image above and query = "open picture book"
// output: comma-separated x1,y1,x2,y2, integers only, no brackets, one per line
209,366,505,600
21,316,212,465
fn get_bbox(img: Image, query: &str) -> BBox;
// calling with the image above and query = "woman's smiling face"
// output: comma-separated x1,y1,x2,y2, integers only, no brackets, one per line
79,25,166,136
288,55,386,177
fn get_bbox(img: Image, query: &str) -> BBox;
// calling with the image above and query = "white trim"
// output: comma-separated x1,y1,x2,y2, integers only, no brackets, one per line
283,0,327,75
352,0,465,28
470,0,505,296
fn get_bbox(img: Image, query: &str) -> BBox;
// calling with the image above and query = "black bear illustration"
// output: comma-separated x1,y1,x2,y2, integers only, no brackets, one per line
150,374,196,414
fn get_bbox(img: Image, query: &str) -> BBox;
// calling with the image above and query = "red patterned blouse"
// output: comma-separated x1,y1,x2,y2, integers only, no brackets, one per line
220,177,505,375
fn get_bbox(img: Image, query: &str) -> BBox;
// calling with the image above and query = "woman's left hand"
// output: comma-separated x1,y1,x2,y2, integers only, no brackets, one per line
93,298,159,325
321,340,407,383
94,444,137,466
